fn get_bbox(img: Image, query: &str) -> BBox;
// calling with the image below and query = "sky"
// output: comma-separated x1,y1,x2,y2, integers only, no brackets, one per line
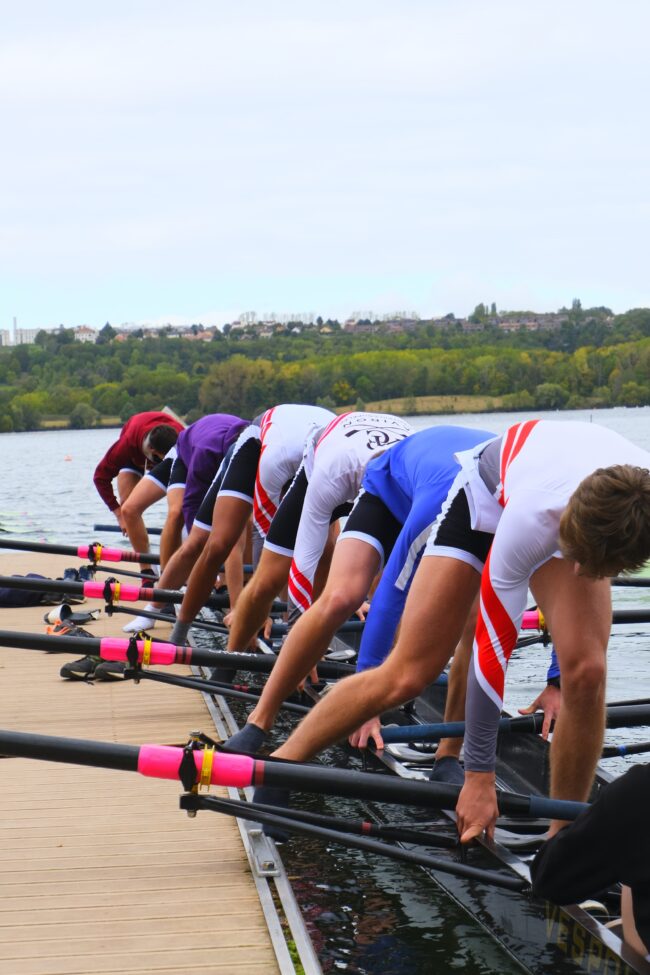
1,1,649,330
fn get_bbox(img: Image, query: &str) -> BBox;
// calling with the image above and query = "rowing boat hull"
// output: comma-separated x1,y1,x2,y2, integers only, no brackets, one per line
365,680,650,975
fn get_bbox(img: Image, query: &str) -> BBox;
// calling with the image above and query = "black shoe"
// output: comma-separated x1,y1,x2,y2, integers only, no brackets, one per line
252,785,291,842
60,655,100,680
222,723,269,754
429,757,465,786
94,660,127,681
208,665,237,685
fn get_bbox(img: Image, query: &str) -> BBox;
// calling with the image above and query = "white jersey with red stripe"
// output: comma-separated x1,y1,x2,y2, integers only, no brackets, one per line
464,419,650,773
253,404,334,537
288,412,414,612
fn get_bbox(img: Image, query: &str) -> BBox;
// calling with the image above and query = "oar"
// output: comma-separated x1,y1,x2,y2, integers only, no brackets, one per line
0,537,160,565
129,668,311,714
0,629,357,679
181,794,526,892
0,727,588,821
94,523,162,536
522,608,650,630
612,576,650,587
0,574,227,610
381,703,650,744
601,740,650,758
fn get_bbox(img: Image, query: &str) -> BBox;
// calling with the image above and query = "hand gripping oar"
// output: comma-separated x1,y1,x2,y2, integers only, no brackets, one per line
0,574,228,611
0,629,357,679
180,794,526,892
381,703,650,744
0,727,588,822
0,537,160,565
522,607,650,630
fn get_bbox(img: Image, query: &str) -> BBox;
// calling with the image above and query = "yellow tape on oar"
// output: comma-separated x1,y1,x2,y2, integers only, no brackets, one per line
537,609,546,631
142,635,152,666
199,746,215,790
93,543,103,563
112,581,121,601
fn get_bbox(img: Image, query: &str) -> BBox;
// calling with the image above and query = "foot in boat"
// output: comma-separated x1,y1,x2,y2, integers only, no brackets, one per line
208,665,237,685
252,785,291,842
59,655,101,680
222,723,269,753
429,757,465,785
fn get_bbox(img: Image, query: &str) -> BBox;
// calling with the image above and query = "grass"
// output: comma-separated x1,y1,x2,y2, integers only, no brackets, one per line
342,393,506,415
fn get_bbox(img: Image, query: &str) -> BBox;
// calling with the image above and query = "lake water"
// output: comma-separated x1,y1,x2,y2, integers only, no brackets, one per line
1,407,649,974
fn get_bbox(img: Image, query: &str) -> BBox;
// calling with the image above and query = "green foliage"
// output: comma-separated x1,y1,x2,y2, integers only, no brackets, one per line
0,317,648,429
69,403,100,428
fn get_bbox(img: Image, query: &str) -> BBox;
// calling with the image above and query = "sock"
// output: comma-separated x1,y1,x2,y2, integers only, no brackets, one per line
429,756,465,786
170,620,191,645
252,785,291,842
222,723,269,753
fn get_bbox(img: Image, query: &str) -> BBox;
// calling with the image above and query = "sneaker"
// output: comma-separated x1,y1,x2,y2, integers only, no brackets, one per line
94,660,127,681
60,655,100,680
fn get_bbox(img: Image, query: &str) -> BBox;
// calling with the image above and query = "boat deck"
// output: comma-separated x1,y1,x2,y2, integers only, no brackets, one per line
0,553,281,975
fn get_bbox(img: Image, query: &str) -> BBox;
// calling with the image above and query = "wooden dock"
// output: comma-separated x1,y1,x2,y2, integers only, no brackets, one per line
0,553,284,975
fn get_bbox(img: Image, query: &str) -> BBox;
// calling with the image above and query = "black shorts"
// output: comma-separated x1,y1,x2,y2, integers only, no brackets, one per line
167,456,188,491
264,468,354,557
193,437,261,531
340,490,402,566
424,487,493,571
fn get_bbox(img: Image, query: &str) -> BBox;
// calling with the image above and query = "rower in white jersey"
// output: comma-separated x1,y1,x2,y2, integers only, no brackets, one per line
450,420,650,842
169,404,334,647
225,412,413,657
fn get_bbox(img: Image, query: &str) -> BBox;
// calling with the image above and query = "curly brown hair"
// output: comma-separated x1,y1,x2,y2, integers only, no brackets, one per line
559,465,650,578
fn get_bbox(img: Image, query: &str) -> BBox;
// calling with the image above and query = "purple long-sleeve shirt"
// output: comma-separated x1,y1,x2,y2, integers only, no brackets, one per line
176,414,248,528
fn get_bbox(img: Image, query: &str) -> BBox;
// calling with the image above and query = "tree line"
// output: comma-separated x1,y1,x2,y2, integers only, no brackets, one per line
0,307,649,431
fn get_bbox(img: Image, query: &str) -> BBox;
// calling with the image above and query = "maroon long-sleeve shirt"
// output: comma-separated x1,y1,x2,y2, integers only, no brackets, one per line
93,411,184,511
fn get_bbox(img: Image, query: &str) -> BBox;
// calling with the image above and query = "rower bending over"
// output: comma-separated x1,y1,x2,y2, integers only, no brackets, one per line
225,424,495,771
225,412,413,656
167,405,334,648
93,411,183,571
123,413,247,630
264,421,650,841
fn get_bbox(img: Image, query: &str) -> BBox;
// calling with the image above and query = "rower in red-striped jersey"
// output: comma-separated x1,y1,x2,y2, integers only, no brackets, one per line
224,412,413,657
452,420,650,842
168,404,333,648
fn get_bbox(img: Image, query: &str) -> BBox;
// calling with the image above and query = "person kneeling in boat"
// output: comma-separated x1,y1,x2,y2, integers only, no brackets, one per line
260,421,650,838
531,764,650,962
225,423,496,780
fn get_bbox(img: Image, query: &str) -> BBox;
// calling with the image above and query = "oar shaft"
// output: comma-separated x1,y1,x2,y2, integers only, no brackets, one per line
0,537,160,565
522,607,650,630
0,729,587,820
0,574,224,609
382,703,650,744
95,523,162,535
0,629,357,678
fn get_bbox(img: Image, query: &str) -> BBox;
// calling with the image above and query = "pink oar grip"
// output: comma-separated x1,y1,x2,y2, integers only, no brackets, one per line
521,610,541,630
82,581,146,602
138,745,255,789
100,638,177,665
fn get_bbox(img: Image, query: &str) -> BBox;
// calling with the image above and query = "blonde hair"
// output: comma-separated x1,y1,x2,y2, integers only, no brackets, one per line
560,465,650,578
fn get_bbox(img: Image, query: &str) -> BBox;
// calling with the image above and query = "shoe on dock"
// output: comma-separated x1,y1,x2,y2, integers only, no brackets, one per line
94,660,127,681
59,655,101,680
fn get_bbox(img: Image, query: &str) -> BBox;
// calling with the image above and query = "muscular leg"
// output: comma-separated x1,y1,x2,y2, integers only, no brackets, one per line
227,548,291,651
223,527,248,616
176,496,252,626
120,477,165,571
530,558,611,835
274,556,480,762
152,523,210,606
159,488,185,568
245,537,381,732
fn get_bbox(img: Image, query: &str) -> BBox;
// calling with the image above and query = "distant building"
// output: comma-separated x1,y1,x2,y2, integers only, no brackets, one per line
73,325,98,344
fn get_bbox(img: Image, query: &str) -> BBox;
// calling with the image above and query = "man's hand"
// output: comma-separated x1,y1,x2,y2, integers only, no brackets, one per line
355,599,370,622
113,506,127,535
348,717,384,750
456,771,499,843
518,684,561,740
